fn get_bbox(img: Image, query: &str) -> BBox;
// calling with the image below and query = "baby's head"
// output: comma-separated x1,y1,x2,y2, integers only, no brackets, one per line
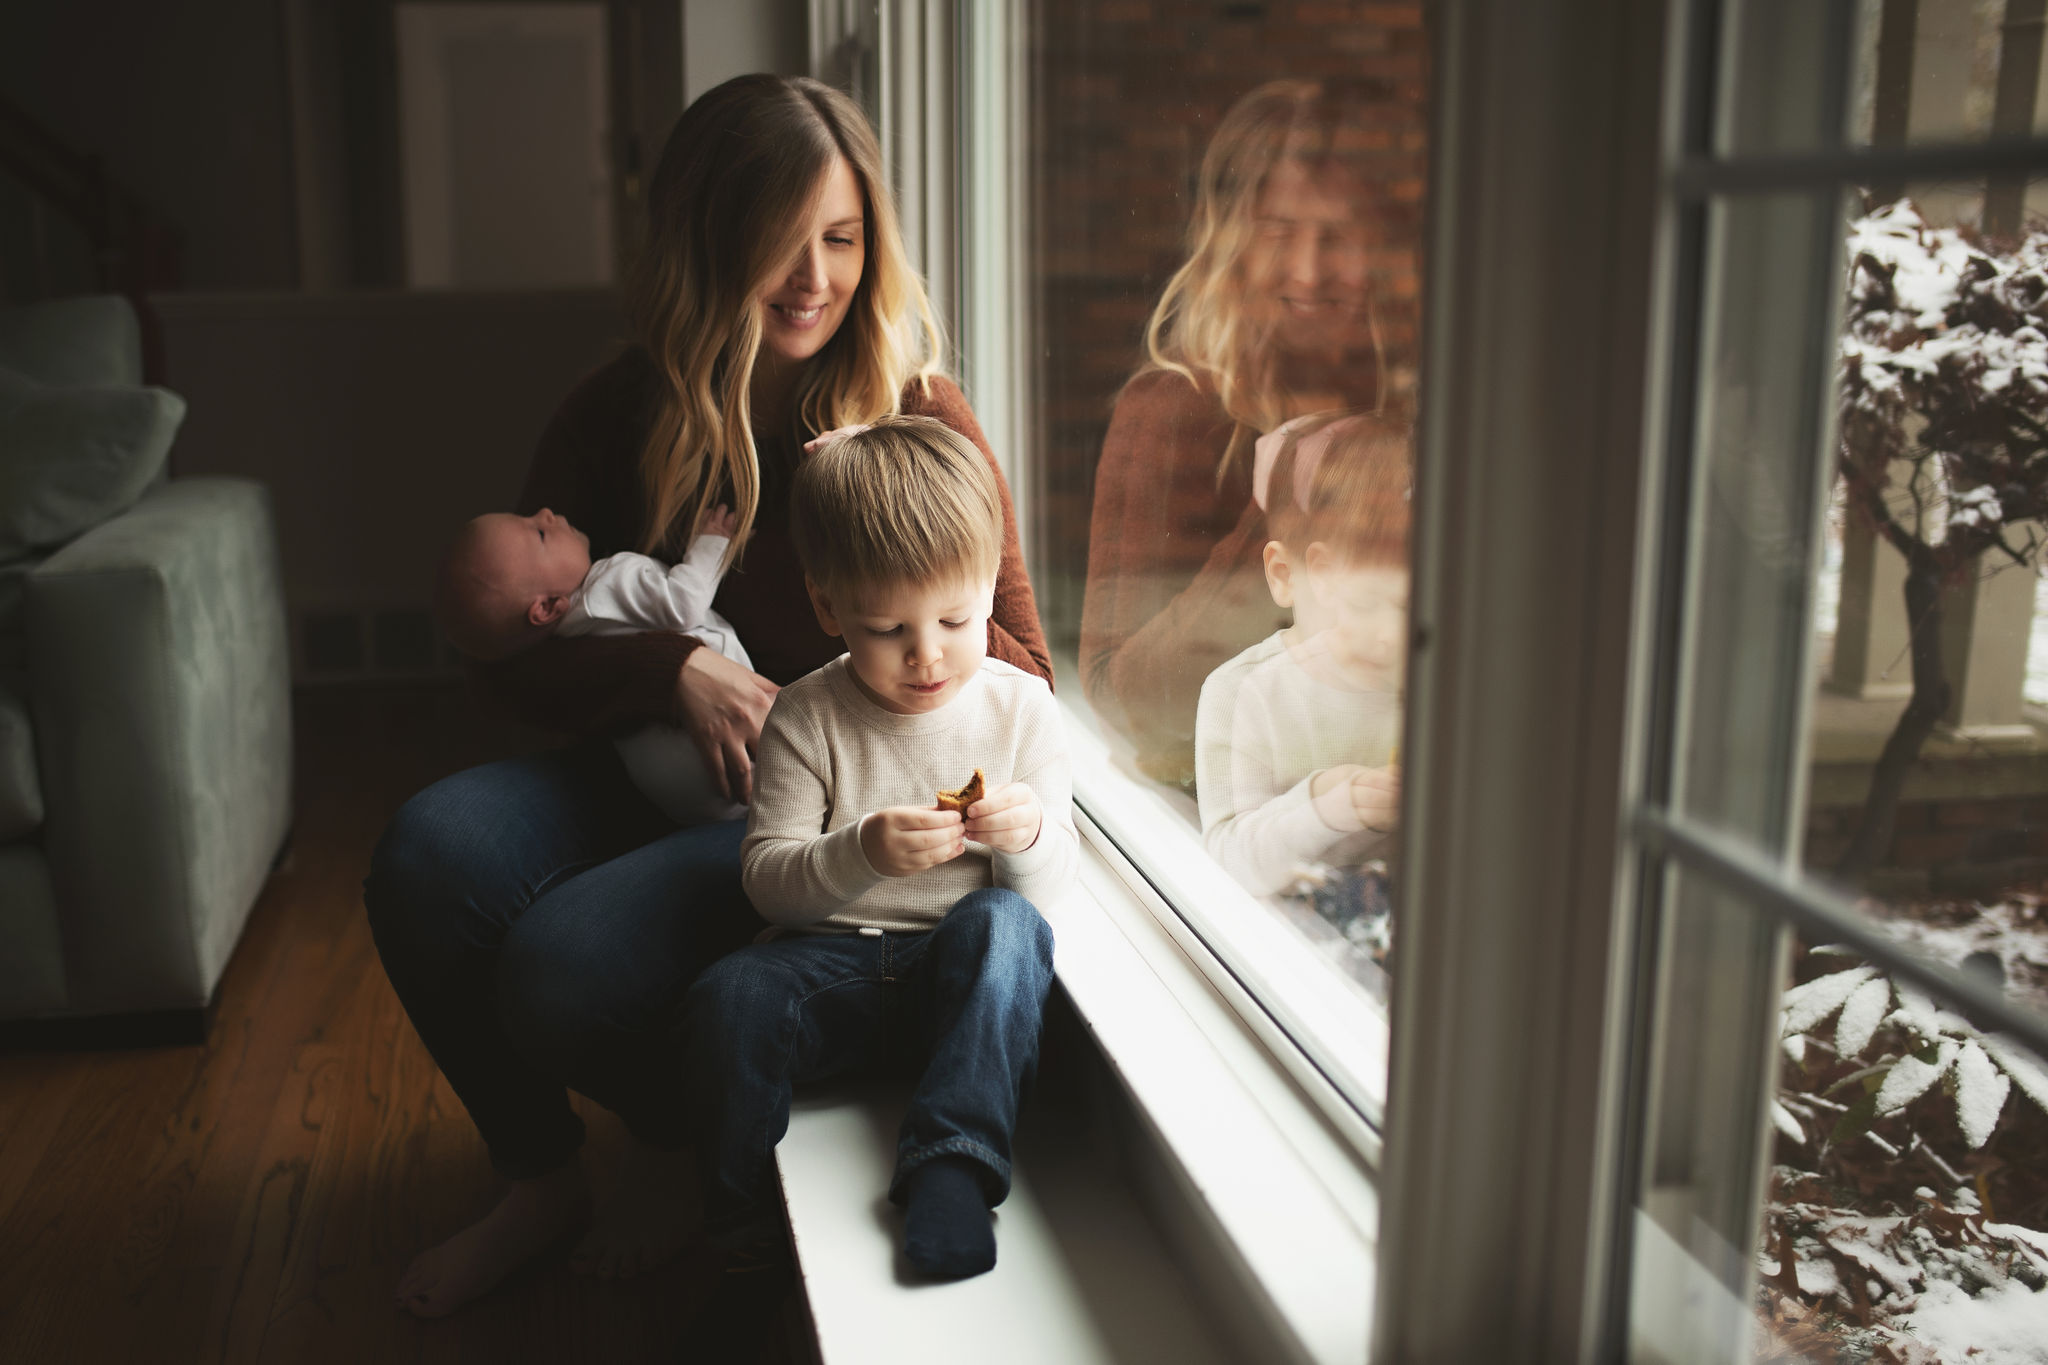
436,508,593,661
790,416,1003,714
1255,412,1412,683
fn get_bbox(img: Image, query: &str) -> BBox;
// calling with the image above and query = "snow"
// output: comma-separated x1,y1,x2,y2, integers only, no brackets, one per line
1902,1279,2048,1362
1783,965,1882,1036
1953,1041,2012,1148
1981,1034,2048,1115
1875,1040,1959,1116
1772,1098,1807,1145
1837,975,1896,1057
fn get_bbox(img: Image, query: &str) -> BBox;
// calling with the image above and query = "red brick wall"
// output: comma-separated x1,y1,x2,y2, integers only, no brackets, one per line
1806,796,2048,893
1027,0,1431,645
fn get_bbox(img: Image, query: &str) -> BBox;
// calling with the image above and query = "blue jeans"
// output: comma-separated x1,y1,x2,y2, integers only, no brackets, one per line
685,887,1056,1244
362,742,761,1178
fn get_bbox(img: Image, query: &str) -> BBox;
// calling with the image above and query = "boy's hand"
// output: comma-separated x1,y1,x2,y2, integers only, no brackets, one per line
698,502,738,539
964,782,1042,855
861,807,966,877
1350,765,1400,835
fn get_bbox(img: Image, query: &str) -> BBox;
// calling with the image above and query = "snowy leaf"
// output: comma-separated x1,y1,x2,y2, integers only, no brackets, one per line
1782,966,1880,1037
1980,1033,2048,1115
1874,1040,1957,1115
1834,976,1894,1058
1782,1032,1806,1066
1951,1042,2009,1148
1771,1099,1805,1145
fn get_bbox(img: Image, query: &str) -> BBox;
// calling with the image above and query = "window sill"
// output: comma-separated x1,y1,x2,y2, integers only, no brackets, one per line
777,828,1379,1364
1048,821,1380,1363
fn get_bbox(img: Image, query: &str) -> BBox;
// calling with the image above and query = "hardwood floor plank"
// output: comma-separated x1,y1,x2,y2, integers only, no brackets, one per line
0,1055,83,1227
0,687,786,1365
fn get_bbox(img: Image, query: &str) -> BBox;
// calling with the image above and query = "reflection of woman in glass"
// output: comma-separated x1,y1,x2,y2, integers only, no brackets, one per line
364,75,1050,1318
1080,78,1418,786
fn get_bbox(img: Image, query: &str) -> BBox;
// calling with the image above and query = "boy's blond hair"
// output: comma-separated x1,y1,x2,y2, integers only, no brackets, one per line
790,415,1002,605
1266,412,1412,568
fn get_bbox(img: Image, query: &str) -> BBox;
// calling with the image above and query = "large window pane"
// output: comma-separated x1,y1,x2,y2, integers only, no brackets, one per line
1026,0,1428,1101
1645,154,2048,1365
1786,172,2048,1355
1724,0,2048,161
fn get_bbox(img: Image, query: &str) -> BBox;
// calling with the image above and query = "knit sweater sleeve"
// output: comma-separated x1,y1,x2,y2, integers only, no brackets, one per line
473,363,701,735
903,377,1055,687
740,690,885,926
1079,373,1278,781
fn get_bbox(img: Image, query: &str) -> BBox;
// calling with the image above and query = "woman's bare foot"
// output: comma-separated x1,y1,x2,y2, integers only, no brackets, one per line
395,1163,590,1317
571,1134,697,1278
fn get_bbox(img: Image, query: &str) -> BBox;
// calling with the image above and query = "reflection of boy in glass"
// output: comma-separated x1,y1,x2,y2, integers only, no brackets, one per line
1193,414,1408,958
1081,78,1422,787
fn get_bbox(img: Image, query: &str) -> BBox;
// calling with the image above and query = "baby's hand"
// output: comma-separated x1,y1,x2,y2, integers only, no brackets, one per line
698,502,737,540
963,782,1042,855
802,423,872,453
861,806,965,877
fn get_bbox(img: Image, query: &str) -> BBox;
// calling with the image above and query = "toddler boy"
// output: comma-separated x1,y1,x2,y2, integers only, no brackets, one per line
686,415,1075,1283
436,502,749,823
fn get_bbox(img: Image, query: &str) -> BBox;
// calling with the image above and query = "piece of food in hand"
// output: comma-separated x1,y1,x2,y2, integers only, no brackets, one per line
935,768,985,813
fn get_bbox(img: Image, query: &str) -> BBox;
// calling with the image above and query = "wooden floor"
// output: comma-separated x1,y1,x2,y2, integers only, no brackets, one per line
0,685,795,1365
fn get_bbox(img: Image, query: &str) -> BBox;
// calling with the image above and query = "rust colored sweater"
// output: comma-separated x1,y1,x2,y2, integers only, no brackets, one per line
1079,371,1290,787
482,349,1052,733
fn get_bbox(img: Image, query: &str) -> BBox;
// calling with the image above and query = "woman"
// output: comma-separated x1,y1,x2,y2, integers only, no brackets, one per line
1079,77,1419,787
365,74,1051,1318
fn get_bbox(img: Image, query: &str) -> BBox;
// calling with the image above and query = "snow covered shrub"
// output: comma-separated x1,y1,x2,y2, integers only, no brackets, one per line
1777,963,2048,1154
1833,203,2048,883
1764,951,2048,1357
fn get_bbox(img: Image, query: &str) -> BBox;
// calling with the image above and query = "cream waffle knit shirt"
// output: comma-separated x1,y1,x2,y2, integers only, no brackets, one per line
740,655,1077,932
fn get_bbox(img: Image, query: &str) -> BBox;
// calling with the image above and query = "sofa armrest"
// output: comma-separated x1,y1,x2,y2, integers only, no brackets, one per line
26,478,293,1013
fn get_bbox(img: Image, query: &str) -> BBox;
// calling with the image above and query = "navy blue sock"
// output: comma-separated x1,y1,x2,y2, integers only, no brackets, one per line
903,1157,996,1280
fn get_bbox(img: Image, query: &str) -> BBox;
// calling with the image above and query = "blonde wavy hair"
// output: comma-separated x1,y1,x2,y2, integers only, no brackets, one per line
1140,77,1406,481
629,74,943,564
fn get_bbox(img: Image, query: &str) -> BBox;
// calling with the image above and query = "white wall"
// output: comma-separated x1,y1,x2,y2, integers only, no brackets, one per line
684,0,808,104
156,291,625,662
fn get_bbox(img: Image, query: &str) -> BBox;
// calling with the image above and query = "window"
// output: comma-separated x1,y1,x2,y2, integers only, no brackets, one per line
1007,0,1431,1134
928,0,2048,1356
1623,4,2048,1358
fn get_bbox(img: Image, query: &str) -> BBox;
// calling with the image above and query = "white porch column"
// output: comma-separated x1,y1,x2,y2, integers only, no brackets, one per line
1829,513,1914,699
1940,535,2042,741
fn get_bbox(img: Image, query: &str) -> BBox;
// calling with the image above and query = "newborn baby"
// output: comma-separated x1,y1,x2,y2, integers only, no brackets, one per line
437,503,749,824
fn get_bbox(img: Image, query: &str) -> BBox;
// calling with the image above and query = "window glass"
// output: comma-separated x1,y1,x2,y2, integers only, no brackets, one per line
1025,1,1428,1096
1780,166,2048,1359
1631,8,2048,1356
1721,0,2048,156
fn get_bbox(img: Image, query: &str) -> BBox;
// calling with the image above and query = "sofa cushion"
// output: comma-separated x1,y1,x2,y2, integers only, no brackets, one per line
0,670,39,839
0,364,184,561
0,559,27,673
0,294,142,387
0,845,66,1016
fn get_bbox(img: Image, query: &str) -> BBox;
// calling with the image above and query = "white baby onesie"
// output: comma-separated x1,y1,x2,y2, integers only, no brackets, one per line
558,534,751,824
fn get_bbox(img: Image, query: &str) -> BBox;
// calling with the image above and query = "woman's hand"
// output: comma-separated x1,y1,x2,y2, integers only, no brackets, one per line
964,782,1043,855
860,808,966,876
676,647,780,804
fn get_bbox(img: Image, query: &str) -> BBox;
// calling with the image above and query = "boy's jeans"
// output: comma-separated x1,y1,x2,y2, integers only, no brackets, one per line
685,886,1056,1247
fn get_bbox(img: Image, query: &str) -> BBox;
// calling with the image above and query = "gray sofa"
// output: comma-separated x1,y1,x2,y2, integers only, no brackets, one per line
0,294,291,1033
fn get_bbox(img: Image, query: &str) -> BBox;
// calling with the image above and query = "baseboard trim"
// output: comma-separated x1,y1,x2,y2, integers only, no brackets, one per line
0,998,216,1052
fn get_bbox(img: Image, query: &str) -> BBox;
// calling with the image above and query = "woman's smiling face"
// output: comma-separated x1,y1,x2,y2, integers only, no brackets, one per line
758,155,867,369
1243,156,1373,360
